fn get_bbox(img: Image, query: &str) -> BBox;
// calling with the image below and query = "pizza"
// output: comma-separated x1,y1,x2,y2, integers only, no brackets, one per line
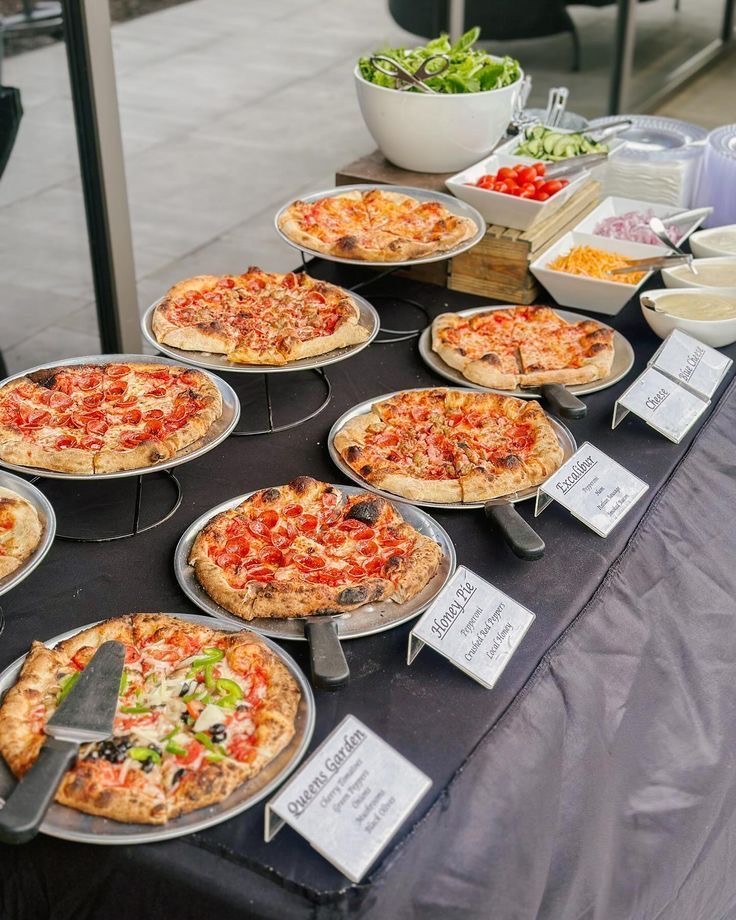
432,305,615,389
334,388,564,503
188,477,443,620
0,614,300,825
0,486,43,579
152,267,369,366
0,361,222,474
277,188,478,262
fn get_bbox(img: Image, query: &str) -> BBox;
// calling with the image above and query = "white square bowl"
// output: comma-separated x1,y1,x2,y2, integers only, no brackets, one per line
529,231,667,315
573,196,707,245
493,134,625,185
661,256,736,290
445,153,588,232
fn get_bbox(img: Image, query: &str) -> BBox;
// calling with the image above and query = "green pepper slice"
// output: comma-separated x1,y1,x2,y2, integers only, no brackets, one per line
120,704,151,714
58,672,80,704
129,746,161,764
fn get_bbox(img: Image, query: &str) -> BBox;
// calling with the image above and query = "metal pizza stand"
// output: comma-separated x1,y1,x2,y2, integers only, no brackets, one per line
273,185,486,344
174,485,456,689
418,306,636,420
0,356,240,542
327,387,578,562
0,613,314,845
142,290,379,438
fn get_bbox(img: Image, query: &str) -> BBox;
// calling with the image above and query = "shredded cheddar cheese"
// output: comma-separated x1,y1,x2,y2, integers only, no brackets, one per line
548,245,646,285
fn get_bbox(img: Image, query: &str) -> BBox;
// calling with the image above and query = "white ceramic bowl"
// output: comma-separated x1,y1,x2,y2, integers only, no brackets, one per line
640,287,736,346
529,231,666,315
446,154,587,231
354,65,523,174
689,225,736,258
574,195,706,246
661,256,736,291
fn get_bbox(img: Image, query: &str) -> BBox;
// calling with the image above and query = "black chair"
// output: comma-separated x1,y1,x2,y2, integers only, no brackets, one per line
389,0,584,70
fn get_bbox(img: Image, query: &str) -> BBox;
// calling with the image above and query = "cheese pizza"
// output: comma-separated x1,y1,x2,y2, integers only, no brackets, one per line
334,388,564,503
0,614,300,825
432,305,615,390
278,188,477,262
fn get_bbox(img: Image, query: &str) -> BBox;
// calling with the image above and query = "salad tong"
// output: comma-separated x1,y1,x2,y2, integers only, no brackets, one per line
370,54,450,93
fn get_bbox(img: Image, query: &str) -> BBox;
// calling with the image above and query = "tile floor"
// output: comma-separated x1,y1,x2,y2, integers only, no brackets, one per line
0,0,734,372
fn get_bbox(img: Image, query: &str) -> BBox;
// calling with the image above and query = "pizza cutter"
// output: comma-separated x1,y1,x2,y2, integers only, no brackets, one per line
0,641,125,844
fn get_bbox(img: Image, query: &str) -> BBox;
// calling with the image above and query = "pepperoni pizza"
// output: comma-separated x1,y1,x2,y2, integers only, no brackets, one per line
0,362,222,474
188,477,444,620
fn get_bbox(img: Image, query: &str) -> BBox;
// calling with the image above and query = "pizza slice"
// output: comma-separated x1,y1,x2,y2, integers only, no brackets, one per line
0,487,43,578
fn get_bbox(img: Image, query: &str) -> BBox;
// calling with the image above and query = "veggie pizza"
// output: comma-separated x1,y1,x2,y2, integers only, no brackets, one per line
0,614,300,824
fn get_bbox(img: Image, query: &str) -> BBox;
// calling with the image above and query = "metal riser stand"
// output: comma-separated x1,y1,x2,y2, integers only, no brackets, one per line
29,471,182,542
225,368,332,437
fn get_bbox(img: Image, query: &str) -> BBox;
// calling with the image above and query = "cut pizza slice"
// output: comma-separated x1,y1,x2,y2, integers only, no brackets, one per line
0,486,42,578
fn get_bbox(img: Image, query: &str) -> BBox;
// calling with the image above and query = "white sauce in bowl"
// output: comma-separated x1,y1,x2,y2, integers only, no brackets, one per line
656,292,736,321
669,262,736,287
699,229,736,254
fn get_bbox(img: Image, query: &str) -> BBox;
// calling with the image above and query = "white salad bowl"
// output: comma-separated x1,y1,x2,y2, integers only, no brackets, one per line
640,287,736,347
661,257,736,291
689,225,736,258
529,231,667,315
354,65,523,174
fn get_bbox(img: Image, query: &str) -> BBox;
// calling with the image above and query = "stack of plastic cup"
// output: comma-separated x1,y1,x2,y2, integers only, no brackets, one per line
693,124,736,228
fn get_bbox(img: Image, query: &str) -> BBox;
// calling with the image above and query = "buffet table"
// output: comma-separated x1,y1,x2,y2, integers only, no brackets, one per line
1,267,735,920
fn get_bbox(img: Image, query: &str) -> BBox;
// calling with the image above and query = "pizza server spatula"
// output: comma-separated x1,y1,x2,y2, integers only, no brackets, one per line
0,640,125,844
295,613,350,691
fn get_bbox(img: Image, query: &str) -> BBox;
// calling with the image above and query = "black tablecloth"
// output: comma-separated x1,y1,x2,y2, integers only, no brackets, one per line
1,270,734,920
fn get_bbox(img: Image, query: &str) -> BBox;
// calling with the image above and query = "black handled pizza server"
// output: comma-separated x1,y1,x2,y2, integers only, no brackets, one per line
0,640,125,844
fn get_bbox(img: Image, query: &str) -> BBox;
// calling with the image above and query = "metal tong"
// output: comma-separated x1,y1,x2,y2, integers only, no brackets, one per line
608,253,694,276
370,54,450,93
544,151,609,179
543,87,569,128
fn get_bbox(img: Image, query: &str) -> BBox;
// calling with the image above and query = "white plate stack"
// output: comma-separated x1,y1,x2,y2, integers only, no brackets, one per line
587,115,708,208
693,124,736,228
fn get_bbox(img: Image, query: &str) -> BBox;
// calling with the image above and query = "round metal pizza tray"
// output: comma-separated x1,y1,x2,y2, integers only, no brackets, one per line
328,387,577,511
0,471,56,598
0,612,315,845
0,355,240,481
273,184,486,268
174,484,456,641
141,289,380,374
418,306,635,398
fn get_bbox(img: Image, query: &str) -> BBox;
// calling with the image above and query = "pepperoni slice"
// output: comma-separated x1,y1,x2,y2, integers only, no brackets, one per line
24,410,51,428
225,538,250,557
364,558,384,574
358,540,379,557
143,409,164,421
76,374,101,391
244,566,273,579
148,369,171,381
50,392,74,409
55,435,78,449
271,527,294,550
180,370,201,385
217,277,236,289
282,273,297,289
307,291,326,305
146,387,167,398
122,409,142,425
347,565,366,578
321,490,339,507
248,520,272,541
324,531,346,547
107,365,130,378
216,552,240,569
257,510,279,529
354,527,375,541
120,432,147,449
86,418,109,435
338,519,365,532
105,382,127,399
171,403,190,422
283,504,302,518
320,510,341,527
113,396,136,408
80,435,104,450
375,431,400,447
260,548,284,566
297,514,318,533
145,420,164,437
293,554,325,571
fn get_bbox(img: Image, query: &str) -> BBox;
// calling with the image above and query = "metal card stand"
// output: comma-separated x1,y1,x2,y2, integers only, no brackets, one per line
29,471,182,542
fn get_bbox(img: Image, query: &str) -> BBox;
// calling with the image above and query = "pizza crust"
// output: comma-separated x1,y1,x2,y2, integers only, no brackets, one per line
0,487,43,574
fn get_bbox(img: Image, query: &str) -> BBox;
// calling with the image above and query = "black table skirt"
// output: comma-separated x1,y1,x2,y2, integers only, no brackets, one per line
1,268,734,920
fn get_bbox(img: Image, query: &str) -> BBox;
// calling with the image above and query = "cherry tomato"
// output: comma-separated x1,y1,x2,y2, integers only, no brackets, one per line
496,166,514,180
517,166,537,184
534,191,550,202
541,180,564,195
533,162,546,176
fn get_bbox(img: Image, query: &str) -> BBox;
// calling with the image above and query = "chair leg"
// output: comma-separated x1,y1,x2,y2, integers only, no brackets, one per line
563,10,582,72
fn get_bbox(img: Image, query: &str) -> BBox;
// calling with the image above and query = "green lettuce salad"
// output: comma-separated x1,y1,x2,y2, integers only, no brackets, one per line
358,27,520,94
